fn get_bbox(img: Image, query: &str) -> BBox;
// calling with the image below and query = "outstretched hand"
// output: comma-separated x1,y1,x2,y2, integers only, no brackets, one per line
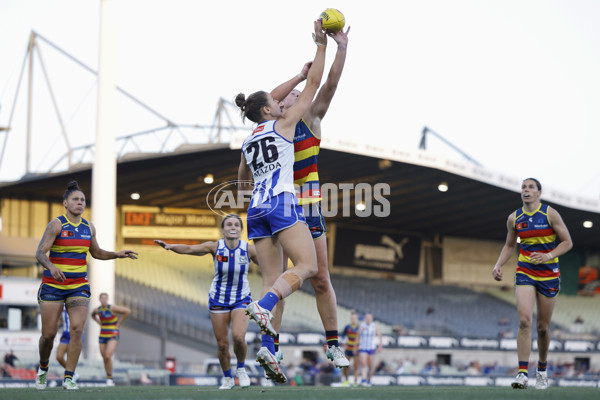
300,61,313,78
118,250,138,259
312,19,327,47
328,26,350,48
154,239,172,251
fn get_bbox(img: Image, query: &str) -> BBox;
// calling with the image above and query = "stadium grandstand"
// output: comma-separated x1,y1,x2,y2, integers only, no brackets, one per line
1,30,600,388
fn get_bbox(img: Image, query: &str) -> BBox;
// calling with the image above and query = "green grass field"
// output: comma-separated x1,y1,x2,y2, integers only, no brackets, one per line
2,385,600,400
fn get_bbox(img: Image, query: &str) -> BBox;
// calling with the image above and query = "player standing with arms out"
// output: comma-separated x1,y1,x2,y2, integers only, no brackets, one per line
341,310,360,386
91,292,131,386
236,20,327,384
356,312,382,387
493,178,573,390
35,181,138,390
265,25,351,369
154,214,258,389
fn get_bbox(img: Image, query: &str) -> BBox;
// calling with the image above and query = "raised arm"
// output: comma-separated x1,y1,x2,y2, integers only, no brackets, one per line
492,213,518,281
238,152,253,191
309,27,350,123
89,223,138,260
271,61,312,102
36,218,65,282
154,239,217,256
277,20,328,140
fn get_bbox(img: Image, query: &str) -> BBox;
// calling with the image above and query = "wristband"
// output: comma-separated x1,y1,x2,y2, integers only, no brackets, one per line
547,252,554,260
297,72,307,80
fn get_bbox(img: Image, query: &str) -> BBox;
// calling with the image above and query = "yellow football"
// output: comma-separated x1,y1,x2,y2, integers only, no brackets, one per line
319,8,345,32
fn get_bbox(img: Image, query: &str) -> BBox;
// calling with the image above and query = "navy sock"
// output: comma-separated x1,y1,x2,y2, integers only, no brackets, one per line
262,334,276,354
237,361,245,369
326,330,339,347
223,368,232,378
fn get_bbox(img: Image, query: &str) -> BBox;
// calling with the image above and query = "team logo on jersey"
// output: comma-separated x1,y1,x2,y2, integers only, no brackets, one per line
253,125,265,135
216,255,229,262
61,230,74,237
516,222,528,230
238,255,249,264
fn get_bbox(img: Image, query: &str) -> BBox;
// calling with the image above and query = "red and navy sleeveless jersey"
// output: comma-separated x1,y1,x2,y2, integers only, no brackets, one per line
342,323,359,348
514,203,559,280
44,215,91,289
293,119,321,205
97,305,119,338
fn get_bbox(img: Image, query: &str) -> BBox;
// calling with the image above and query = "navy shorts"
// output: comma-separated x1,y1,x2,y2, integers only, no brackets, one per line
208,295,252,314
37,283,91,303
358,349,377,356
248,192,306,240
302,202,326,240
515,273,560,298
99,334,119,344
60,331,70,344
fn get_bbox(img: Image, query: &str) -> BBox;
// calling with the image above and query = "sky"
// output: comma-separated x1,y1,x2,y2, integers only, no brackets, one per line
1,0,600,199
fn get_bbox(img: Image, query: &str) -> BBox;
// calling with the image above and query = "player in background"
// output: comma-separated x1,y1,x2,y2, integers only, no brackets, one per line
91,293,131,386
154,214,258,389
493,178,573,390
341,310,360,386
265,24,351,370
35,181,138,391
236,20,327,384
356,312,382,387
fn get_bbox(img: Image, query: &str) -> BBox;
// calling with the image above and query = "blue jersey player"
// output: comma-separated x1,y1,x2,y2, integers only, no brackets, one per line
155,214,258,390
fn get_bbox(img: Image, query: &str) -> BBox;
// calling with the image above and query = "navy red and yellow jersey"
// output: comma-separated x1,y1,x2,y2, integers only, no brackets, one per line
43,215,91,290
514,203,559,280
342,323,359,348
97,305,120,338
293,119,321,205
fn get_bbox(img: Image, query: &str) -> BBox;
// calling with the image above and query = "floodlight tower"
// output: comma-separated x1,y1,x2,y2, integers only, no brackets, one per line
86,0,117,361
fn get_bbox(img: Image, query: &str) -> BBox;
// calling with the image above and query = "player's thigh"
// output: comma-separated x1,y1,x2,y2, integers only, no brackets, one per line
230,308,249,339
65,297,90,331
515,283,536,322
277,223,317,272
210,311,232,342
255,237,285,288
536,292,556,327
99,342,108,357
104,339,119,357
39,302,63,337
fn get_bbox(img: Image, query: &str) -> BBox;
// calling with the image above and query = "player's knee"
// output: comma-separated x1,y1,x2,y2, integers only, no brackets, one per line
310,274,332,294
232,335,246,348
217,340,229,353
537,323,549,336
518,316,532,330
41,332,57,342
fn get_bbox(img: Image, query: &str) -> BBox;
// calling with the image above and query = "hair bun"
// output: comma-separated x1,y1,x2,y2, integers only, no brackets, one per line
67,180,80,191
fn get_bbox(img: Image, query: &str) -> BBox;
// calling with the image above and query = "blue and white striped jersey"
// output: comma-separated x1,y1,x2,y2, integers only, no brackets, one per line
358,322,378,351
242,119,296,207
61,305,70,334
208,239,251,306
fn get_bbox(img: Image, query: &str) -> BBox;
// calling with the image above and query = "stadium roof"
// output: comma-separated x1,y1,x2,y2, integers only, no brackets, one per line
0,139,599,249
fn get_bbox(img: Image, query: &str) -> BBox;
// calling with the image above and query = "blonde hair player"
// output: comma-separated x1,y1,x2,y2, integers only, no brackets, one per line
265,23,351,370
236,20,327,383
492,178,572,390
91,292,131,386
